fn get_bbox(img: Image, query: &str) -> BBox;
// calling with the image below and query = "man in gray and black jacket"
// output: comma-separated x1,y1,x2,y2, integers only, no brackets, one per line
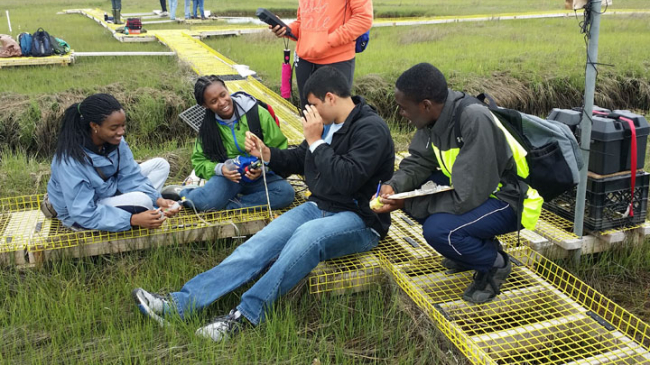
373,63,542,304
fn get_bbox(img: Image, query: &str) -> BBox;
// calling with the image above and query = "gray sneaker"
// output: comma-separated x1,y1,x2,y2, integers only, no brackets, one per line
462,253,512,304
195,309,243,342
132,288,170,327
161,185,184,201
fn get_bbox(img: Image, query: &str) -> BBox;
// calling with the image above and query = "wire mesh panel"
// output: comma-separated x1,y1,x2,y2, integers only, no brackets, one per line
0,194,272,255
378,243,650,365
178,104,206,133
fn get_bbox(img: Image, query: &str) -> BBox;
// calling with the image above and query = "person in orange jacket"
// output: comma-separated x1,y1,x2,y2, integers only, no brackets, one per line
269,0,373,110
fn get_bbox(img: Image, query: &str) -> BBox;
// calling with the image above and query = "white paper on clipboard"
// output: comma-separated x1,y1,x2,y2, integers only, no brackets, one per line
387,180,453,199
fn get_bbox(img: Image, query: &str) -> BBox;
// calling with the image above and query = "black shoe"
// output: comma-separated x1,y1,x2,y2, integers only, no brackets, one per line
161,185,183,201
195,309,244,342
462,252,512,304
441,257,472,274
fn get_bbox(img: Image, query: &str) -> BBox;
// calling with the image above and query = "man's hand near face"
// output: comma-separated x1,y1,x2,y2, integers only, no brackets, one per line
302,104,324,146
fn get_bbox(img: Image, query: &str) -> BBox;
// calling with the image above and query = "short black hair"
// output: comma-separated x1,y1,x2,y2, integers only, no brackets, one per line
395,63,448,104
303,67,352,101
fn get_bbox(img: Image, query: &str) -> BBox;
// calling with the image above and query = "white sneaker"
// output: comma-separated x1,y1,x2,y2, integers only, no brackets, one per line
195,309,243,342
160,11,169,17
132,288,170,327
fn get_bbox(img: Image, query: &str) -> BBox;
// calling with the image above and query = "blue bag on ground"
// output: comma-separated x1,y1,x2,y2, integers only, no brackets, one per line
31,28,54,57
18,32,32,56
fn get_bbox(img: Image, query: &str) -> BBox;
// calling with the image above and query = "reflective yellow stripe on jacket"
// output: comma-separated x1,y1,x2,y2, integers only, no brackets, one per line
430,112,543,230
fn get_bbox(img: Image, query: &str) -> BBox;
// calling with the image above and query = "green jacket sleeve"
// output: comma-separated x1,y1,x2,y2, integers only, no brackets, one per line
191,138,218,180
259,107,288,150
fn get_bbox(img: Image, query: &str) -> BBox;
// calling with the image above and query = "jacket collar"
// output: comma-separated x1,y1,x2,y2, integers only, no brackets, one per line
82,134,118,157
334,96,374,135
431,89,464,135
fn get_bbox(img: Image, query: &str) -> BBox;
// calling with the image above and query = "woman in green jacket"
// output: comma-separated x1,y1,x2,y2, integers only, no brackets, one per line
163,75,295,211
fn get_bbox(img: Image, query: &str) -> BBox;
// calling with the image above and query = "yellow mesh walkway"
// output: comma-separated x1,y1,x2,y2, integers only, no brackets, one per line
379,244,650,364
372,9,650,28
151,30,239,75
0,194,271,254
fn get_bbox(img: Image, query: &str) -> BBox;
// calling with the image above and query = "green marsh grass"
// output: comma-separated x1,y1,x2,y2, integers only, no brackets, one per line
0,241,459,364
205,15,650,115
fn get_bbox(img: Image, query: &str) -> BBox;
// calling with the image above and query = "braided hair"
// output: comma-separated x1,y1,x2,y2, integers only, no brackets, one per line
54,93,123,164
194,75,232,162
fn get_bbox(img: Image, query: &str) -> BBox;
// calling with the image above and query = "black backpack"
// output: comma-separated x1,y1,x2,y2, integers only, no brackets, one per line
453,93,583,201
31,28,54,57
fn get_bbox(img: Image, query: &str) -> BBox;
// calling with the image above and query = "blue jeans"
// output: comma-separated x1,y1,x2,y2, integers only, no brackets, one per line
111,0,121,9
168,0,177,19
184,0,190,18
192,0,204,17
169,202,380,324
180,173,295,211
421,198,518,273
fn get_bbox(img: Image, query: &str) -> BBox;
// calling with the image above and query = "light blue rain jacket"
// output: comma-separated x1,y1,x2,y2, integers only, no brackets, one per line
47,139,161,232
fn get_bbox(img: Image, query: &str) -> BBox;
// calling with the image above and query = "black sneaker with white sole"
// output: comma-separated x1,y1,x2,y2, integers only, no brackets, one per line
132,288,171,327
195,309,244,342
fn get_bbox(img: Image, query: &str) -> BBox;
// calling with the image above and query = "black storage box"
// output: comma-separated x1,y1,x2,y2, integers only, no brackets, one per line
579,109,649,175
548,107,649,175
547,108,582,134
544,171,650,231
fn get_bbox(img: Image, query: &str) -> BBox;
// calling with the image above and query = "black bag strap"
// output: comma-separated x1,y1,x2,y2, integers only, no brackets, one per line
245,102,264,141
452,93,484,148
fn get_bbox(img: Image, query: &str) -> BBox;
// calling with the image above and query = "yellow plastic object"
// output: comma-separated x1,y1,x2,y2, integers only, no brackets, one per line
0,54,74,68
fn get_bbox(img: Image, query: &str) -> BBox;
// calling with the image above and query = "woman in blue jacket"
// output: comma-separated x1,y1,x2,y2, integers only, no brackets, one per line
47,93,180,232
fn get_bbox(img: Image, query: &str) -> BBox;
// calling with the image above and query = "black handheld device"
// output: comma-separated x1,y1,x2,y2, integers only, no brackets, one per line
256,8,298,41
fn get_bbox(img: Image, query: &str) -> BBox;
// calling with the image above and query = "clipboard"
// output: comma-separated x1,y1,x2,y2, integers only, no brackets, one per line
387,181,453,199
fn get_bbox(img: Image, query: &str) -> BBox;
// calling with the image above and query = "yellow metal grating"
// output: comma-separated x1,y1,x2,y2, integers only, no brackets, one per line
152,31,240,76
379,245,650,364
0,194,270,253
309,252,382,294
534,209,582,250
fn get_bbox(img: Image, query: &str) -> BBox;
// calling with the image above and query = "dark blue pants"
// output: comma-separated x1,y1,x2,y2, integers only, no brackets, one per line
419,173,519,273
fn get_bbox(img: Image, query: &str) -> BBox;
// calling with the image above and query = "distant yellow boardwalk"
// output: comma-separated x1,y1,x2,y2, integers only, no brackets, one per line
0,54,74,68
